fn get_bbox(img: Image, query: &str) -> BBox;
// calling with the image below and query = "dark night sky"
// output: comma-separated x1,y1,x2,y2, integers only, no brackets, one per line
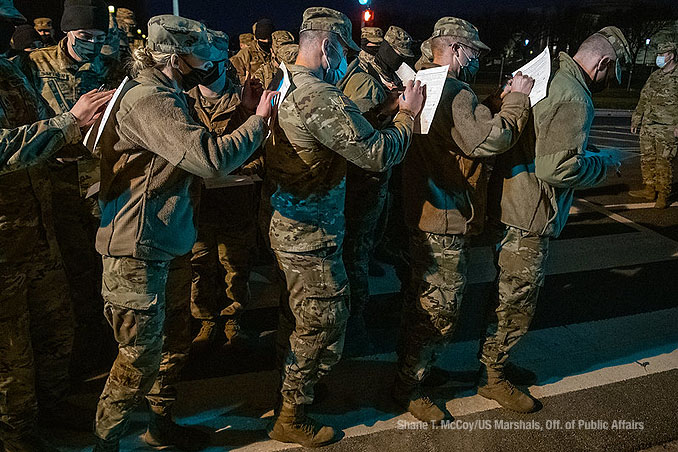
14,0,678,41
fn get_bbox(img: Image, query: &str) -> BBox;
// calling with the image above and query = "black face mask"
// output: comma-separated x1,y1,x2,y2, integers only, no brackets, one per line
200,60,225,87
258,39,271,53
0,21,15,54
361,38,379,56
375,41,405,74
179,60,211,91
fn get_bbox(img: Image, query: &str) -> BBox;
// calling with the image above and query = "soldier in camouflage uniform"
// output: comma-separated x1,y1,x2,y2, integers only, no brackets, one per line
630,41,678,209
91,15,275,452
0,2,114,450
254,30,295,88
483,27,629,412
336,26,414,357
115,8,143,57
25,0,125,377
230,19,274,84
188,29,264,347
33,18,56,47
264,7,424,447
395,17,534,422
359,26,383,63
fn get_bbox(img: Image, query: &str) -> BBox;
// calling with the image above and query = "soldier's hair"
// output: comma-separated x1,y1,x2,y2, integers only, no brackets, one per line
431,36,456,59
298,29,335,52
576,34,616,61
129,46,177,77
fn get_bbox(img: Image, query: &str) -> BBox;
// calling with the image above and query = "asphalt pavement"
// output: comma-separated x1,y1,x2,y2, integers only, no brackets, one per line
50,112,678,452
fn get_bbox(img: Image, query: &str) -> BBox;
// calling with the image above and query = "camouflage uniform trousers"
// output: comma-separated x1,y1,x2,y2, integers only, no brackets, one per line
274,246,350,406
95,255,192,442
343,165,390,317
49,160,105,376
0,239,74,439
478,225,550,371
190,215,257,321
639,124,677,196
397,230,468,385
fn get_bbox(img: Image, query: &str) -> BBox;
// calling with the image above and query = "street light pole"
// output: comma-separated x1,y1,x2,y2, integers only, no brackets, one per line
173,0,179,16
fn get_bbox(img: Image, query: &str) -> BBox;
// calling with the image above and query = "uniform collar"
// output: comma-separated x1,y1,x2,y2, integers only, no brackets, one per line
559,52,591,96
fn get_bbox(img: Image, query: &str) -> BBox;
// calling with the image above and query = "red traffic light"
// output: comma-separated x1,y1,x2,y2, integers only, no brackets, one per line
363,9,373,22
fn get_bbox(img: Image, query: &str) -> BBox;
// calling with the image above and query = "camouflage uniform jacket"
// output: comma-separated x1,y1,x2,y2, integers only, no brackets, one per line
338,53,387,118
95,68,267,261
632,64,678,128
0,57,81,264
488,52,608,238
230,42,272,85
25,38,124,194
26,38,123,115
266,64,415,252
402,62,530,237
187,83,263,224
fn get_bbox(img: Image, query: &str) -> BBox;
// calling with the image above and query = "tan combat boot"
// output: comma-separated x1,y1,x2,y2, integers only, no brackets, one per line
391,379,446,422
655,192,669,209
629,185,657,200
478,366,537,413
192,320,218,347
268,402,337,447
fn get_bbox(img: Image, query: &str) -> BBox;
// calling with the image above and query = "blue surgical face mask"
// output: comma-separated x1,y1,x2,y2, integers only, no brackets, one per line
323,40,347,85
71,33,104,62
656,55,667,68
456,45,480,82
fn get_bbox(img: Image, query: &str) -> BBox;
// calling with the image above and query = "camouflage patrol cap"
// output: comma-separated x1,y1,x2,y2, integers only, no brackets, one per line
421,38,433,61
34,17,52,30
300,7,360,52
431,17,490,52
147,15,211,60
207,29,229,61
116,8,136,26
596,26,631,64
272,30,294,53
384,25,414,58
657,41,677,54
239,32,254,46
277,43,299,64
361,26,383,45
0,0,26,24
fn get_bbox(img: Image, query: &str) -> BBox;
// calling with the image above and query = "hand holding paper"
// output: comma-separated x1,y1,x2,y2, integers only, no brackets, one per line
399,80,426,117
512,47,551,106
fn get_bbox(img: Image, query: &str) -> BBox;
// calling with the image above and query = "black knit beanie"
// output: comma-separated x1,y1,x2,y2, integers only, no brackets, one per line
60,0,108,32
11,24,41,49
254,18,274,41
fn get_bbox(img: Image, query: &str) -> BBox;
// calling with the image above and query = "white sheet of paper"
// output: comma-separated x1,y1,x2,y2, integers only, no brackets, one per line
413,64,449,135
276,62,291,106
396,62,416,83
512,47,551,106
203,174,262,189
83,76,129,152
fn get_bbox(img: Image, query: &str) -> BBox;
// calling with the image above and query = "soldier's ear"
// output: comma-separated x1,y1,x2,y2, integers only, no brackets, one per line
597,56,612,72
169,54,181,70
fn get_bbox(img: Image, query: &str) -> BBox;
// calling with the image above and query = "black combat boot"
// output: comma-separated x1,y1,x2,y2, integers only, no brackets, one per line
268,401,337,447
143,413,210,451
477,366,537,413
391,378,446,422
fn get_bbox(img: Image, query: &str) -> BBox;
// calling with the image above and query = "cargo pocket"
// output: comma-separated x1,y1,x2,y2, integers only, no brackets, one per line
101,257,168,347
299,247,350,330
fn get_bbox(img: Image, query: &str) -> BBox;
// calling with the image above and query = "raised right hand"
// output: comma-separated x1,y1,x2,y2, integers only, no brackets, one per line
399,80,426,117
70,89,115,128
255,90,279,120
509,71,535,96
